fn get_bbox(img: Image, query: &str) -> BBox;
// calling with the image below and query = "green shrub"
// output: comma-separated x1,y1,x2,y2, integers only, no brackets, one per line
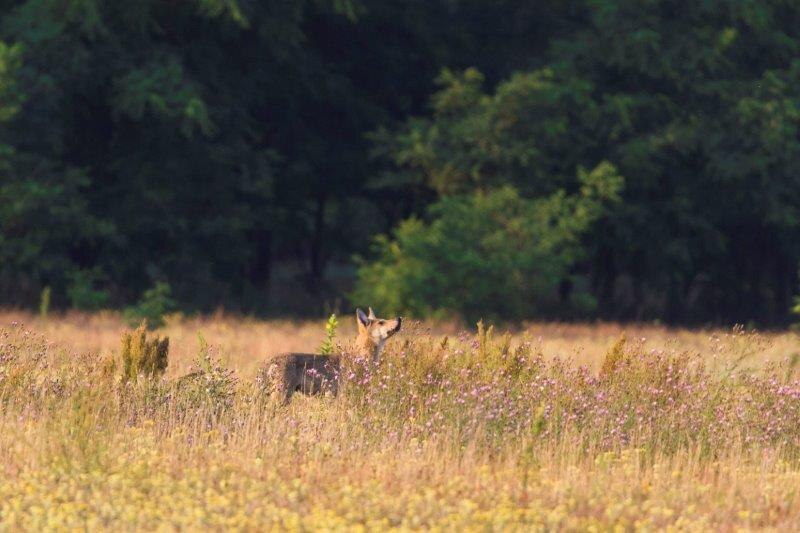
120,323,169,382
791,297,800,331
67,269,109,311
354,163,622,322
123,281,176,329
318,314,338,355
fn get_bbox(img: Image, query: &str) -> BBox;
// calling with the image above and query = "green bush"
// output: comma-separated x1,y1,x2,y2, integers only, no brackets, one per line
67,269,109,311
354,163,622,322
123,282,176,329
318,314,338,355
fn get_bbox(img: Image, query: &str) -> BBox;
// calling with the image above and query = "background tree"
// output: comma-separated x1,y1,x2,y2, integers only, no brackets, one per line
355,163,622,322
369,0,800,324
0,0,798,325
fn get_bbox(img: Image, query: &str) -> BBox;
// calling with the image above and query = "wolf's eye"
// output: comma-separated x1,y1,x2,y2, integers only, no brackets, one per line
378,320,385,325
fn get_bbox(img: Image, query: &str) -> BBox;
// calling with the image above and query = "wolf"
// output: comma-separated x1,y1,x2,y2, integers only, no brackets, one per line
259,308,401,404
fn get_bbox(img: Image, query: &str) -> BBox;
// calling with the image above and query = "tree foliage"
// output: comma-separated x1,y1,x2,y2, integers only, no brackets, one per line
355,163,622,321
369,0,800,323
0,0,379,312
0,0,798,324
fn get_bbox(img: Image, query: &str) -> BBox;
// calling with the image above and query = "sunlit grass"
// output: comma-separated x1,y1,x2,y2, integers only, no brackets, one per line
1,311,799,530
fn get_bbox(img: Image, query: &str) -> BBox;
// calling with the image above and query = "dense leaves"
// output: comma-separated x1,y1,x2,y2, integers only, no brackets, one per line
355,163,622,321
0,0,798,323
371,1,800,323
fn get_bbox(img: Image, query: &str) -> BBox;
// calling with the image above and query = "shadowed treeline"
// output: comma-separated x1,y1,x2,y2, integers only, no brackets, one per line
1,1,799,324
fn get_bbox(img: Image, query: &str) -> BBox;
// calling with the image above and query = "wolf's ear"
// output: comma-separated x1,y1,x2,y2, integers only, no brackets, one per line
356,308,371,327
367,307,376,320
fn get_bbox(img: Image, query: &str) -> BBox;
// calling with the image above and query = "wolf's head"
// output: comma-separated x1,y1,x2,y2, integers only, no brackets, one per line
356,307,401,361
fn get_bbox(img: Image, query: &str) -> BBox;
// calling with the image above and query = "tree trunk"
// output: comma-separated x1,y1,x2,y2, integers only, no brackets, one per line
309,193,327,289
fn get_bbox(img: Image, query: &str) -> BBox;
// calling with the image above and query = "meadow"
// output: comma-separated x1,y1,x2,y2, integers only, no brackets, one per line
1,310,800,531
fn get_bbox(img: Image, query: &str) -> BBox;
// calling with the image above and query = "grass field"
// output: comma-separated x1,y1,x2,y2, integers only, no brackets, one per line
1,310,800,530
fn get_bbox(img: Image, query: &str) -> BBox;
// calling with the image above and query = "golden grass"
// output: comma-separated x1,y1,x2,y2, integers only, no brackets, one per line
4,310,798,377
1,310,800,530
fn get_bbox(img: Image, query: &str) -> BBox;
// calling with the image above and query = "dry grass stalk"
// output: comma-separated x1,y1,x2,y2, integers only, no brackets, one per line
120,323,169,382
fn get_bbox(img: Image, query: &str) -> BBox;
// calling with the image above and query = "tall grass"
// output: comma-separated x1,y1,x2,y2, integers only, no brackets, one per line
1,316,799,529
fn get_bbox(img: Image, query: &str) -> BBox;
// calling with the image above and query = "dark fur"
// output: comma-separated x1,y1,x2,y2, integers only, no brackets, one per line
261,353,341,404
